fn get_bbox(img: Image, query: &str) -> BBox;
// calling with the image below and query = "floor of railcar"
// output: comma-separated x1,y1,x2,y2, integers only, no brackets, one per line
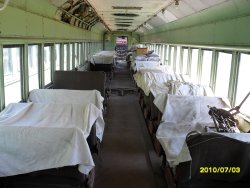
94,61,166,188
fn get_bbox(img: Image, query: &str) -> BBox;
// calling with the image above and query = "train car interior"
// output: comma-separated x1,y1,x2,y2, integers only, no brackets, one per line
1,0,250,188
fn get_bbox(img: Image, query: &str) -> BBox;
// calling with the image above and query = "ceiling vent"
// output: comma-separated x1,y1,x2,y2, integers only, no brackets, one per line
116,22,133,24
115,18,134,21
115,24,131,27
113,13,139,17
112,6,142,10
117,29,128,31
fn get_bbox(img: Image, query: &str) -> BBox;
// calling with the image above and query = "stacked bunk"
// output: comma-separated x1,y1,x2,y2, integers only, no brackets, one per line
90,51,115,79
131,48,250,188
0,71,107,188
130,48,161,73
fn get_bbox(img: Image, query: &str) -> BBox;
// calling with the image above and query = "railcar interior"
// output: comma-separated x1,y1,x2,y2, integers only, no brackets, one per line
1,0,250,188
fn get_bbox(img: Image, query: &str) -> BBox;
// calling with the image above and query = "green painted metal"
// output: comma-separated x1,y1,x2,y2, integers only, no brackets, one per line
22,44,29,101
140,0,250,47
0,44,4,110
51,44,56,82
38,43,44,88
0,0,104,44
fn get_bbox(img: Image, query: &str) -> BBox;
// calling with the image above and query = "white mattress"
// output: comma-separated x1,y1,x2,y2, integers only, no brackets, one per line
153,82,215,113
0,102,102,176
134,72,181,96
136,65,173,74
28,89,104,111
91,51,114,64
132,60,160,71
28,89,105,140
156,95,231,166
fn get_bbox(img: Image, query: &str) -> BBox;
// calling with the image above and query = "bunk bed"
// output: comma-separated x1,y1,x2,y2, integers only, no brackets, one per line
0,102,102,188
90,51,115,79
155,95,250,188
28,89,105,153
53,70,108,110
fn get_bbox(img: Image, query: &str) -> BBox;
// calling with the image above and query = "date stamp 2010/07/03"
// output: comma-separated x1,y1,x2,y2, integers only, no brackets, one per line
200,167,240,174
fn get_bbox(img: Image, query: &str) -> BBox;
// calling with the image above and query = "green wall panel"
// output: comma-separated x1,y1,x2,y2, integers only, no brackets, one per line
140,0,250,47
0,0,104,44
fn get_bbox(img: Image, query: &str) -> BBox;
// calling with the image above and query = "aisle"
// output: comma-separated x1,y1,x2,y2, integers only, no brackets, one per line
94,62,166,188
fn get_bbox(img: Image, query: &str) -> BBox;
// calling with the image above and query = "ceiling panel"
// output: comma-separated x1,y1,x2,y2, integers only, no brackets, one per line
50,0,230,32
87,0,172,31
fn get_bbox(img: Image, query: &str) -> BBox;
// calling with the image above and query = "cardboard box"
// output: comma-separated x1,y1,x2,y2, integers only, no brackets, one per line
136,47,148,55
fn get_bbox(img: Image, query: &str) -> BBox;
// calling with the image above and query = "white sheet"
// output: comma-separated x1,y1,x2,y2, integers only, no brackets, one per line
28,89,104,111
28,89,105,140
91,51,114,64
133,60,160,71
136,65,173,74
134,72,179,96
0,102,103,176
156,95,230,166
153,81,215,113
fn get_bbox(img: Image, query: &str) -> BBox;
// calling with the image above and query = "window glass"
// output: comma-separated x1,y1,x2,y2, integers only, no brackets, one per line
44,46,51,85
75,43,79,67
235,53,250,116
55,44,60,70
190,49,199,83
170,46,175,68
64,44,67,70
3,47,22,105
164,45,168,65
182,48,189,75
175,47,181,74
215,52,232,98
200,50,213,86
69,44,73,70
28,45,39,91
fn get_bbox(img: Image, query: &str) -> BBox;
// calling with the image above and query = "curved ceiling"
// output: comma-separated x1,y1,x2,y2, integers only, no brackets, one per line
51,0,229,32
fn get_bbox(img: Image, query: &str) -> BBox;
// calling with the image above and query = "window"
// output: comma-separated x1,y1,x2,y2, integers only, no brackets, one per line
190,49,199,83
28,45,39,91
44,46,52,85
161,45,165,65
215,52,232,98
170,46,175,68
235,53,250,117
55,44,60,70
64,44,67,70
75,43,79,67
69,44,73,70
182,48,189,75
175,47,181,74
3,47,22,105
83,43,87,62
164,45,168,65
200,50,213,86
